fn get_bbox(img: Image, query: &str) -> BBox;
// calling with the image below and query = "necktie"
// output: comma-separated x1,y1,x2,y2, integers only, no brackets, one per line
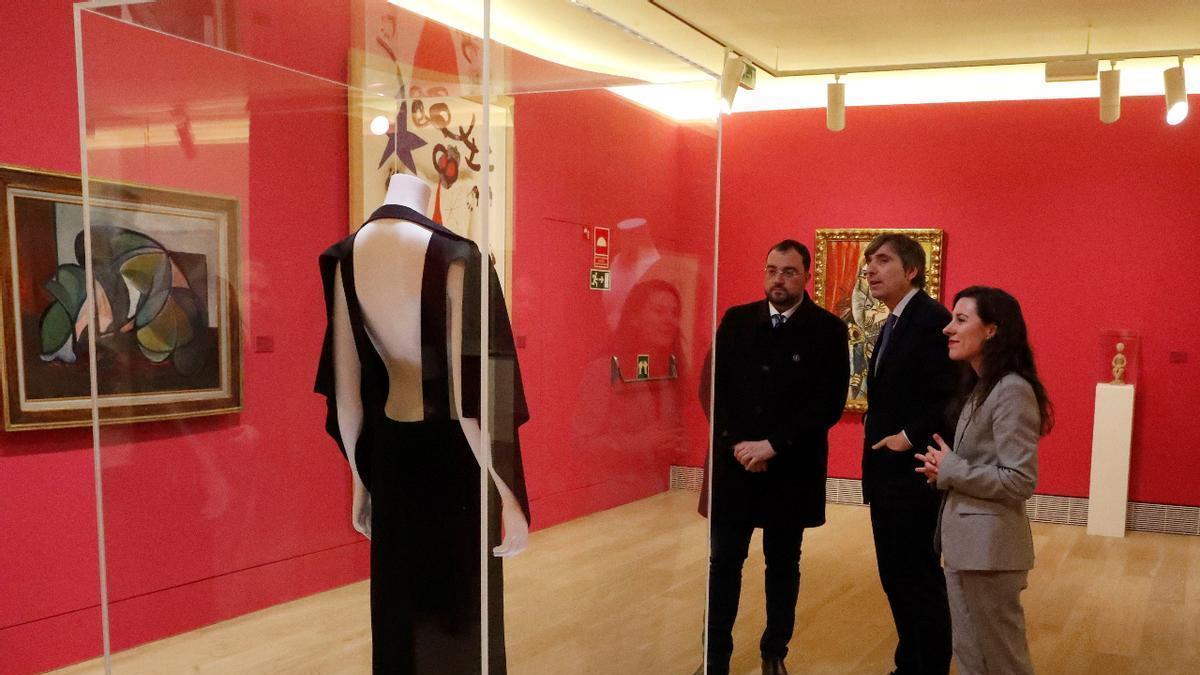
772,313,787,329
874,313,899,373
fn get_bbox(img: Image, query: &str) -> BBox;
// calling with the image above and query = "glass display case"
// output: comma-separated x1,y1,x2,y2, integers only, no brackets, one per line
13,0,725,672
1099,330,1139,386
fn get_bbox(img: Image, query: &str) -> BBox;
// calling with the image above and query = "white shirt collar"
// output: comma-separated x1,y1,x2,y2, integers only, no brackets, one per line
890,287,920,318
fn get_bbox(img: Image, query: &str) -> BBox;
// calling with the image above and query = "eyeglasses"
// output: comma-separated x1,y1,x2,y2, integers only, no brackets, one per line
764,266,802,280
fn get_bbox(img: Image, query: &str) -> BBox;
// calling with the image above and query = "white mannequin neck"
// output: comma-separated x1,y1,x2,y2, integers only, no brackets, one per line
384,173,433,213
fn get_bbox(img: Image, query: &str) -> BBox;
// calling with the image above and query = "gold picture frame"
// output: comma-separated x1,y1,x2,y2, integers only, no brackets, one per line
0,164,242,430
812,228,944,413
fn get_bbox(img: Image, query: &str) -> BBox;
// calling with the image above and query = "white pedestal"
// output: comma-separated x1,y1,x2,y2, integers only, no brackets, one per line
1087,383,1135,537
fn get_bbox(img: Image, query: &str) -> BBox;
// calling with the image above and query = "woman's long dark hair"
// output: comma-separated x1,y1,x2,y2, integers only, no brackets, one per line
949,286,1054,436
610,278,687,373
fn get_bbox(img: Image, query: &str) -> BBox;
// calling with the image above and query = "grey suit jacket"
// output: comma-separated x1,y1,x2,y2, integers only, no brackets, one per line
936,373,1040,571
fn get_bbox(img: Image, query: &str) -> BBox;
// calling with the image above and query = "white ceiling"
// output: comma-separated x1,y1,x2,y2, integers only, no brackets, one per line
649,0,1200,75
479,0,1200,118
395,1,1200,83
396,1,1200,118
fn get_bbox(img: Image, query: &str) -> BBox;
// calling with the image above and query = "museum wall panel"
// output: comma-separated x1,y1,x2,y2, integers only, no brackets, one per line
0,1,81,174
717,95,1200,505
0,3,106,673
511,88,716,528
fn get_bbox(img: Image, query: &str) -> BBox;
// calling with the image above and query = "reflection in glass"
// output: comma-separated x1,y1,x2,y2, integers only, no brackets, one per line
572,277,688,502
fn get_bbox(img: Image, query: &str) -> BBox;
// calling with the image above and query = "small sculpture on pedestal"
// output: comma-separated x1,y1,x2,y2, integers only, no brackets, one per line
1111,342,1127,385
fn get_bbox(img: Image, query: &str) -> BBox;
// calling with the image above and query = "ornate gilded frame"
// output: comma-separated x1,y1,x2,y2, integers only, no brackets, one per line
812,228,944,413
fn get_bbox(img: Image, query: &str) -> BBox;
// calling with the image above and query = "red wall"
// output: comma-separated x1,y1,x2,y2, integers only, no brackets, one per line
511,90,717,528
1,3,109,672
717,97,1200,505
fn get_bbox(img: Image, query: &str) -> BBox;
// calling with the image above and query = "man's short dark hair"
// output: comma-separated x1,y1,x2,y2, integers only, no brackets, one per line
767,239,811,272
864,233,926,289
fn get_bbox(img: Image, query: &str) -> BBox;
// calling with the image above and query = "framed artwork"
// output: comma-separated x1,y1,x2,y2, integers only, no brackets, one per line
0,165,242,430
812,228,944,412
348,5,515,295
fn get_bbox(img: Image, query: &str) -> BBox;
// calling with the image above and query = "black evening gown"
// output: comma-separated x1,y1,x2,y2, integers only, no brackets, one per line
315,204,531,675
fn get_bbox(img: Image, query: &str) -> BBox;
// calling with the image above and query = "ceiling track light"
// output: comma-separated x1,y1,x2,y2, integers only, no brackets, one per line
1099,62,1121,124
827,74,846,132
1046,59,1098,82
1164,57,1189,125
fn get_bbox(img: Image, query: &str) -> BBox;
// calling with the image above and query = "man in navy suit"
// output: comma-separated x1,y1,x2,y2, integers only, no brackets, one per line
862,233,955,674
706,240,849,675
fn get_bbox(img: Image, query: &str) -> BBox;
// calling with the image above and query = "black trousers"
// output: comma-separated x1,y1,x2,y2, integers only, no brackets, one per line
706,519,805,673
869,501,952,675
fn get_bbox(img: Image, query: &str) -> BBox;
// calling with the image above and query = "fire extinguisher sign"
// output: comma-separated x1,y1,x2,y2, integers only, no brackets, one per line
593,226,610,270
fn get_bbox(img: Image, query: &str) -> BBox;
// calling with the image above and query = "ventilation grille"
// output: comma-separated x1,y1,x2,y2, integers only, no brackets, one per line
669,465,704,491
1025,493,1089,526
667,469,1200,536
826,477,864,505
1127,502,1200,535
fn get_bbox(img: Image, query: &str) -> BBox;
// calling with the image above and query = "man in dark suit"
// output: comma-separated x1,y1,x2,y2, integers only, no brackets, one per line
862,233,956,675
706,240,849,675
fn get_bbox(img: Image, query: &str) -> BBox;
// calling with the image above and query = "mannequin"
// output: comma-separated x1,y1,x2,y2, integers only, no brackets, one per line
333,173,528,552
316,172,530,674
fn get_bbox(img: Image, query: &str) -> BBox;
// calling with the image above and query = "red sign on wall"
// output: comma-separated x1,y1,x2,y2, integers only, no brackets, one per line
593,226,611,269
594,226,610,256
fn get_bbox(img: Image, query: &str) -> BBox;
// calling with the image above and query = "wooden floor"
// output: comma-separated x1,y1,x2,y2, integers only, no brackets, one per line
53,490,1200,674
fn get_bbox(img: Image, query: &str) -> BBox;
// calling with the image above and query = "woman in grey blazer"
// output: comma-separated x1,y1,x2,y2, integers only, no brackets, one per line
915,286,1053,675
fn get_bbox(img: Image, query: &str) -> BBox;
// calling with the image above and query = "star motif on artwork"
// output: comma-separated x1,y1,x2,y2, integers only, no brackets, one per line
378,101,427,174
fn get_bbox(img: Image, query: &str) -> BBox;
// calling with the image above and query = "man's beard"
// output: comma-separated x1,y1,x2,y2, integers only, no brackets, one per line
766,286,798,309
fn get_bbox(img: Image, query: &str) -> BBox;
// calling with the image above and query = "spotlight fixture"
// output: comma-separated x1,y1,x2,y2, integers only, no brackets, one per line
1099,63,1121,124
1164,58,1189,125
720,53,749,114
827,75,845,132
370,115,390,136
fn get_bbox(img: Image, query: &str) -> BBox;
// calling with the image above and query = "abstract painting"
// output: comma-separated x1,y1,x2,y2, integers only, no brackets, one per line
0,165,241,430
348,5,514,293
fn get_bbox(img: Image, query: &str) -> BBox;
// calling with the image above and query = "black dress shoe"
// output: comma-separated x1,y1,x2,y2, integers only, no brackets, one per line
761,656,788,675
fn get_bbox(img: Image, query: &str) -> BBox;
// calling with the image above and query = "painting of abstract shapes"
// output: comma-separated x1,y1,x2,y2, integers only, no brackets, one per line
812,228,943,413
348,5,514,295
0,165,241,430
